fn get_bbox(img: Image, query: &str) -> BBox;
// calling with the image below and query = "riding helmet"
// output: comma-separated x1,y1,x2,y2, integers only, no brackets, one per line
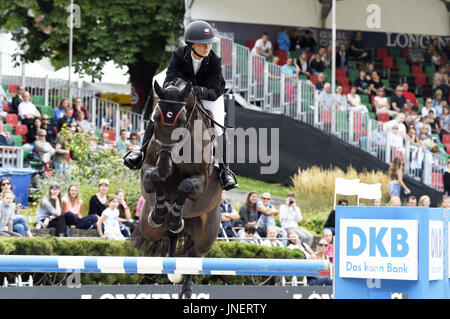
184,20,219,44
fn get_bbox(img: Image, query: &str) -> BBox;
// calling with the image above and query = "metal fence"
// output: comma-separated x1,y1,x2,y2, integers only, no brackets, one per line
0,146,23,168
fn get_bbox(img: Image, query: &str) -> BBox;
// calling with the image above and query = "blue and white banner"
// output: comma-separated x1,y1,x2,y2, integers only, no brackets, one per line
429,221,443,281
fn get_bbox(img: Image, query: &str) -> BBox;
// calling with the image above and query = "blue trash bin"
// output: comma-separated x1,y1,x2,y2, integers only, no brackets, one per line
0,167,35,207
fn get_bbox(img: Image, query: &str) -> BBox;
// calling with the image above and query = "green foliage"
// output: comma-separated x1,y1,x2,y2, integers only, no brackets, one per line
0,238,305,285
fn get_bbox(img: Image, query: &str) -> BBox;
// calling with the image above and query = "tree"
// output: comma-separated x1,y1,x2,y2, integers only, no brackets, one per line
0,0,185,117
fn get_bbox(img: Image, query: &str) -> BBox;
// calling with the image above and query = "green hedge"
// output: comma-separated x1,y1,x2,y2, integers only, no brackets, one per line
0,238,305,286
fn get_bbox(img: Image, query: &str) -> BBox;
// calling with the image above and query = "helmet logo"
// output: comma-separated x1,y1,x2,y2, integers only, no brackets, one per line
167,111,173,118
204,28,210,35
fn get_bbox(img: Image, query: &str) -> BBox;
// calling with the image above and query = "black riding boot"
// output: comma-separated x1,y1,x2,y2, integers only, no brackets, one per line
123,120,153,170
218,131,238,191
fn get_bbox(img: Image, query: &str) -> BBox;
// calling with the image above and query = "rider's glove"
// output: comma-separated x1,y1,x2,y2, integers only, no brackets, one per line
193,86,207,99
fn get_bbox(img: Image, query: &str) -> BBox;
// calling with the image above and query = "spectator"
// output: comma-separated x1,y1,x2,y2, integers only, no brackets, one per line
75,111,94,132
18,91,41,128
126,132,140,152
374,88,394,115
116,189,136,236
433,66,449,101
372,198,382,206
116,129,131,155
297,51,310,77
347,31,369,62
387,156,411,197
260,226,284,248
98,132,115,152
314,72,325,91
53,98,69,126
281,57,300,75
318,83,333,109
239,225,260,244
334,85,348,110
286,232,301,250
432,38,447,61
57,107,75,132
54,131,71,175
367,71,384,98
299,30,316,52
390,85,407,112
289,29,301,52
89,135,99,151
255,192,285,238
88,179,109,218
406,195,417,207
428,110,441,136
25,117,42,144
237,191,258,228
365,62,375,78
439,106,450,139
277,27,290,55
323,198,348,235
354,70,369,94
421,97,434,117
72,97,89,121
251,32,273,57
34,129,55,164
336,43,348,70
279,192,313,248
370,121,387,152
34,183,66,237
307,237,333,286
418,195,431,207
402,82,418,107
309,53,325,75
97,195,125,240
219,191,239,238
62,184,98,229
347,85,369,113
405,125,420,145
322,228,334,262
0,191,20,237
444,160,450,195
10,85,24,115
418,125,432,143
423,43,436,66
41,114,57,147
442,195,450,208
322,44,332,68
408,42,425,66
387,123,405,150
388,196,402,206
119,114,133,133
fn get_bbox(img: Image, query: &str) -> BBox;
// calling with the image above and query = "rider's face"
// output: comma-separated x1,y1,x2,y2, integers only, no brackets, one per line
191,43,212,59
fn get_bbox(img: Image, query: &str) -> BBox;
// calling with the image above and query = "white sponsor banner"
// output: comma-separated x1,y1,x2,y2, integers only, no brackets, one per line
429,221,443,281
339,219,418,280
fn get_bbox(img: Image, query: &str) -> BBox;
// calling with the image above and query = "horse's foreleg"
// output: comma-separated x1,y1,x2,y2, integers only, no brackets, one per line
145,167,169,227
167,174,205,234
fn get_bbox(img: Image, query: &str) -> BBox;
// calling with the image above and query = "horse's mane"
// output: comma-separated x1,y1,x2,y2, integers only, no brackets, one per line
164,78,187,91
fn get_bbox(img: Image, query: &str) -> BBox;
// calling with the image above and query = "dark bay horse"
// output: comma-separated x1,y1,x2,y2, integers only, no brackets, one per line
132,79,222,298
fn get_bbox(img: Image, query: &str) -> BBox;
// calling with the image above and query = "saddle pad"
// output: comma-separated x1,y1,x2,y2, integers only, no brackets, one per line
157,103,185,126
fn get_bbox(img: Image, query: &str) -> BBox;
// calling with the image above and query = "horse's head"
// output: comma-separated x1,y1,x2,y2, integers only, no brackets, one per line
152,79,194,179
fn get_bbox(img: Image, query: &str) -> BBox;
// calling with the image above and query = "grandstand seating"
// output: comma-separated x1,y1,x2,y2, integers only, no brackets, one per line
8,84,19,95
14,124,28,136
377,113,390,122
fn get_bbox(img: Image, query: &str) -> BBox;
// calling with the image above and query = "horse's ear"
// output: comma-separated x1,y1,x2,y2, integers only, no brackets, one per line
154,81,165,98
183,82,193,98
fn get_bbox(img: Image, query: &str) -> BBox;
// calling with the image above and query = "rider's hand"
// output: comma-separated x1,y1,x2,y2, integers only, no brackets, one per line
193,86,207,99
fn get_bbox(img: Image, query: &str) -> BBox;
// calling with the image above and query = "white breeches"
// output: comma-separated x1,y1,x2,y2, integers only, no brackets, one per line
201,95,224,136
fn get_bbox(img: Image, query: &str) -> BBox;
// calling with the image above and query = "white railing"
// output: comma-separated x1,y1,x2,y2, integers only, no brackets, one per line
0,146,23,168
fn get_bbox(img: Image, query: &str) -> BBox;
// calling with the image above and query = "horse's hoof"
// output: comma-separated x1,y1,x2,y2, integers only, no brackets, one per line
168,218,184,234
180,288,192,299
148,211,163,227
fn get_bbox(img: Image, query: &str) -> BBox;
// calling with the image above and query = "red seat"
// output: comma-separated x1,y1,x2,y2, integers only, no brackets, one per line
1,102,9,113
103,129,115,142
382,57,398,70
5,114,19,127
415,73,430,86
305,51,313,61
342,85,351,95
376,48,388,59
15,124,28,136
402,49,409,60
309,75,319,85
411,65,423,75
276,49,287,66
8,84,19,95
336,69,346,78
442,135,450,144
337,77,350,86
431,172,443,188
377,113,390,122
446,144,450,154
246,40,256,50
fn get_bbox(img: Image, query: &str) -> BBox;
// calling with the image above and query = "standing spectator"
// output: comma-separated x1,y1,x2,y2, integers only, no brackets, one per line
277,27,290,55
116,189,136,236
390,85,407,112
347,31,369,62
289,29,301,52
299,30,316,52
334,85,348,110
57,107,75,132
251,32,273,57
34,129,55,164
116,129,131,155
237,191,258,228
255,192,285,238
406,195,417,207
307,237,333,286
18,91,41,128
387,156,411,197
0,191,20,237
323,199,348,235
41,114,57,147
309,54,325,75
314,72,325,91
408,42,425,66
336,43,348,70
34,183,66,237
318,83,333,109
97,195,125,240
120,114,133,132
260,226,284,248
432,90,444,117
444,160,450,195
439,106,450,140
432,38,447,61
370,122,387,153
387,124,405,151
53,98,69,126
219,191,239,238
347,86,369,113
297,51,310,77
88,179,109,217
72,97,89,121
428,110,441,136
10,85,24,115
62,184,98,229
279,192,313,248
54,131,71,175
418,195,431,207
281,57,300,75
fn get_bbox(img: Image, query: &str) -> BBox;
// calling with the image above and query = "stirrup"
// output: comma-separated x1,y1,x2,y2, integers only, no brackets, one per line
123,150,144,170
220,168,238,191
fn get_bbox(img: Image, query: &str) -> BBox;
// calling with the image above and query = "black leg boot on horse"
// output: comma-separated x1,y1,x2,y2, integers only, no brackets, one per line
123,120,154,170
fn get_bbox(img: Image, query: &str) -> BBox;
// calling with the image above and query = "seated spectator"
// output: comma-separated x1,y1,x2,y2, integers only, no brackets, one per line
219,191,239,238
336,43,348,70
309,53,325,75
57,107,75,132
439,106,450,139
116,189,136,237
10,85,24,115
88,179,109,217
236,191,258,228
390,85,407,112
374,88,394,115
277,27,290,55
72,97,89,121
322,44,332,68
317,83,333,109
98,131,115,152
418,195,431,207
34,129,55,164
433,66,449,101
365,62,375,78
18,91,41,128
260,226,285,248
428,110,441,136
34,183,67,237
388,195,402,206
405,125,420,145
286,232,301,249
62,184,98,229
299,30,316,52
367,71,384,97
442,195,450,208
75,111,94,132
116,129,131,155
421,97,434,117
0,191,20,237
279,192,313,247
406,195,417,207
323,199,347,235
97,195,125,240
418,125,432,143
255,192,285,238
41,115,57,147
334,85,348,110
281,57,300,75
53,98,69,126
307,237,333,286
126,132,140,152
353,70,369,94
408,41,425,66
347,86,368,113
25,117,42,144
402,82,418,107
239,225,261,245
251,32,273,57
322,228,334,262
314,72,325,91
347,31,369,62
297,51,310,77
